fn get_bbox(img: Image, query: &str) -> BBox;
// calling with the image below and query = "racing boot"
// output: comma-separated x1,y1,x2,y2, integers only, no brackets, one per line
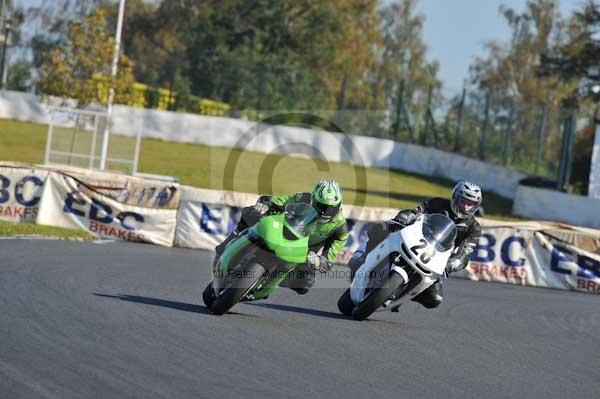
347,250,366,281
280,265,315,295
240,294,269,302
411,279,443,309
387,284,408,312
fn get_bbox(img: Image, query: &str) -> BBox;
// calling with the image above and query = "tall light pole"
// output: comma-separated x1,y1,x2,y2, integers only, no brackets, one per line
0,19,10,89
0,0,9,90
99,0,126,170
0,0,6,30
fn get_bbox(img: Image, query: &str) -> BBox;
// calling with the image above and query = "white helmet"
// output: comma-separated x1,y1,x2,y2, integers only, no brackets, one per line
451,181,482,219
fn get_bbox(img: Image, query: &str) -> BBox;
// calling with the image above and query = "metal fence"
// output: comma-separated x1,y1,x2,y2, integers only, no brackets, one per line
44,107,141,174
210,59,585,190
390,85,584,191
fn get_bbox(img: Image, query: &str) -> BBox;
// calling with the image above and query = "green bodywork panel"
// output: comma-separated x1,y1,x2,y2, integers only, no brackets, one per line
218,233,252,276
216,213,309,300
255,213,310,264
270,192,349,263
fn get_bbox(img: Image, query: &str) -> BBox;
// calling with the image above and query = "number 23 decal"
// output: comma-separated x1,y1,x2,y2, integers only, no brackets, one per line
410,239,435,264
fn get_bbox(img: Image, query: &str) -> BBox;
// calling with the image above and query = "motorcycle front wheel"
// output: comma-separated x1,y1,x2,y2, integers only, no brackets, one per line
351,269,405,321
209,260,266,316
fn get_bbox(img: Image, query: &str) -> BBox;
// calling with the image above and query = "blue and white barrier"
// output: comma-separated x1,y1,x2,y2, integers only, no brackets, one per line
1,162,599,295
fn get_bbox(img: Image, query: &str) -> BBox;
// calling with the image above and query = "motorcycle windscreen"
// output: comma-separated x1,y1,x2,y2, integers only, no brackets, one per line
421,213,457,252
284,203,318,238
256,213,310,264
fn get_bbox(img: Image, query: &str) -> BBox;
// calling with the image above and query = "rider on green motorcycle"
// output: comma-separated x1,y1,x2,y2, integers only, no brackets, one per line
215,179,349,294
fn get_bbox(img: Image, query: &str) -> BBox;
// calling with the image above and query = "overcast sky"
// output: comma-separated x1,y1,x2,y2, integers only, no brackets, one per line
415,0,582,96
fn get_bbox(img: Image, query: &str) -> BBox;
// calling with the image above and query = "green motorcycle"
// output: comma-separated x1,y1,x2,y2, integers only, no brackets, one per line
203,202,319,315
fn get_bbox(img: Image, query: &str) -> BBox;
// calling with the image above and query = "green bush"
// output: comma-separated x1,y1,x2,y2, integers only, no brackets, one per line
92,75,230,116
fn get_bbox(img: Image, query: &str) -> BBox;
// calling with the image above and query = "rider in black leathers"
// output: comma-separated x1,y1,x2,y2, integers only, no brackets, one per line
349,181,483,309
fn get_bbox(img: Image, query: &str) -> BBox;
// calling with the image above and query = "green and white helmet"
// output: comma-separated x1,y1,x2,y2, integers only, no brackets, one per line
311,179,343,221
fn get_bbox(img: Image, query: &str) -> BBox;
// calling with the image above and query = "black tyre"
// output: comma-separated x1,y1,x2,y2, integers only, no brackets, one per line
351,270,405,321
202,282,216,309
210,261,265,316
337,289,354,316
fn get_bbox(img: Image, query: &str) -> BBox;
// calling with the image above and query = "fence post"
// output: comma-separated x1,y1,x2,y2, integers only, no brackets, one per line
479,93,491,161
534,105,548,175
68,113,81,166
430,109,439,146
256,63,265,119
502,103,514,166
89,114,99,169
44,110,55,165
557,112,575,191
588,105,600,198
421,85,433,146
392,80,405,140
132,124,142,175
564,113,575,189
557,115,566,186
402,101,415,143
454,88,466,152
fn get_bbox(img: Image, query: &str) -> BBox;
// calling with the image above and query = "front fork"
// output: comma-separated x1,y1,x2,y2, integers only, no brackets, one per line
215,245,297,300
382,257,425,308
381,264,410,308
212,234,253,294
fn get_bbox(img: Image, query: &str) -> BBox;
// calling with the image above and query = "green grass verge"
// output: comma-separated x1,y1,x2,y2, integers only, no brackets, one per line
0,219,94,239
0,118,514,221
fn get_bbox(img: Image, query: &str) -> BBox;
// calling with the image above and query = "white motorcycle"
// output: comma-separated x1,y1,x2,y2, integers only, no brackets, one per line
338,213,457,321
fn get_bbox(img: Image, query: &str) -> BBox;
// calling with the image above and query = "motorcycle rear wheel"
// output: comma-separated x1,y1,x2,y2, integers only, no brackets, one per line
337,289,354,316
202,282,216,309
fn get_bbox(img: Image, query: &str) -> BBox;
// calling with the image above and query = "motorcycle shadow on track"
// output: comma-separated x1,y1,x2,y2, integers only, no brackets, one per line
93,293,257,317
244,302,399,324
244,302,347,320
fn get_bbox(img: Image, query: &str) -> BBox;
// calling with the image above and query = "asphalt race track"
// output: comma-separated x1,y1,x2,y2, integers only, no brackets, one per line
1,239,599,399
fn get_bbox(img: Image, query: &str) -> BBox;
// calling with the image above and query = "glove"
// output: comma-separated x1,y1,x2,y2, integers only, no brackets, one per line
307,251,329,273
445,255,464,275
393,211,416,226
254,201,270,215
